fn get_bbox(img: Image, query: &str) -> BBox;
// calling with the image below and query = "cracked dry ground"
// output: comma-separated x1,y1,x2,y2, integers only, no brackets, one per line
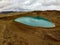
0,11,60,45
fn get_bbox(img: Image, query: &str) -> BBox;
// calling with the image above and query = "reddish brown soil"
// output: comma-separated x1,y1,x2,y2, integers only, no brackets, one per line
0,11,60,45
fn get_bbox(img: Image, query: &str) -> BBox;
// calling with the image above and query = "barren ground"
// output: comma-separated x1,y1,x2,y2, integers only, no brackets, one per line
0,11,60,45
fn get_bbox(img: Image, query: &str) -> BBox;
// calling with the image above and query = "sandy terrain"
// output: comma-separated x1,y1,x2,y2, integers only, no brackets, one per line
0,11,60,45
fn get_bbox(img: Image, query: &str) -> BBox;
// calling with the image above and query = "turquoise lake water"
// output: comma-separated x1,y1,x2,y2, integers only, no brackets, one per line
14,16,55,28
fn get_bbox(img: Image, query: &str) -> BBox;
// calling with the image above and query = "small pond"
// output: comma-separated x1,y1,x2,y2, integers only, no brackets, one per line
14,16,55,28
